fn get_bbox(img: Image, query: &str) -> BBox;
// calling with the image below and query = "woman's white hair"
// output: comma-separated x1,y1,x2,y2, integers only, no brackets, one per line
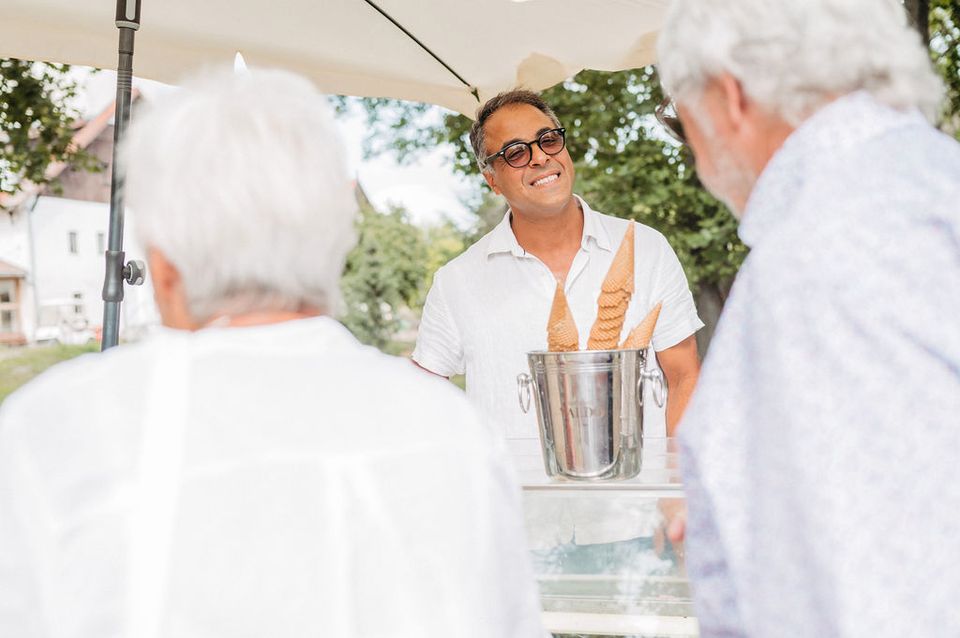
657,0,944,125
121,67,357,321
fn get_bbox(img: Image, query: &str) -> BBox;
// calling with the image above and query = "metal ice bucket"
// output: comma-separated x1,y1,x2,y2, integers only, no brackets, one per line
517,349,665,481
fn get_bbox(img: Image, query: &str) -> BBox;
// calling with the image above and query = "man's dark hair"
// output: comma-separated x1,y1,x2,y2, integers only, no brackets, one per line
469,89,561,172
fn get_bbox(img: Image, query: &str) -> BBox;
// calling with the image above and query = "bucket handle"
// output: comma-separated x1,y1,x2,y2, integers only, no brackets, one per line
517,373,532,413
638,368,666,408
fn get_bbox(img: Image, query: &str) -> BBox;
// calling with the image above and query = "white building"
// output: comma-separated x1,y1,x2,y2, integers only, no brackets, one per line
0,95,158,345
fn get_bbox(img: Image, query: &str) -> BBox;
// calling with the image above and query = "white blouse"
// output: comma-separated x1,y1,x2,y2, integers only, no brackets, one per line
0,317,544,638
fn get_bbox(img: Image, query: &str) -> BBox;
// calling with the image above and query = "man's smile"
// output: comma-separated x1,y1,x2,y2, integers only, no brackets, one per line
530,171,561,187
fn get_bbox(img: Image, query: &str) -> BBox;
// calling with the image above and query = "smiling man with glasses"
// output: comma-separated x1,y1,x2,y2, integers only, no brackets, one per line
413,89,704,460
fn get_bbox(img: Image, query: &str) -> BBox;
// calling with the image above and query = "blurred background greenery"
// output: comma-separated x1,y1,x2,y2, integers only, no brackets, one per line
1,0,956,403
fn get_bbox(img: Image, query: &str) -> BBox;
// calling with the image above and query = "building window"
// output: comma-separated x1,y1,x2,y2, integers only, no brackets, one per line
0,279,19,334
68,231,78,254
73,292,84,315
97,232,106,254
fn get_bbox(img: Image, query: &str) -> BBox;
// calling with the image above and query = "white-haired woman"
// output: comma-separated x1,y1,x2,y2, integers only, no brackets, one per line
0,68,544,638
655,1,960,637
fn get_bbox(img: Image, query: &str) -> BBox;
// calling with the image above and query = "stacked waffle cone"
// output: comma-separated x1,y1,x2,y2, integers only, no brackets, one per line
586,224,634,349
543,223,663,353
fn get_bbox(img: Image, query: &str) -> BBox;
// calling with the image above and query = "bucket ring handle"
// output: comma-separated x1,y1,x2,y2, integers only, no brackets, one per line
638,368,666,408
517,373,533,413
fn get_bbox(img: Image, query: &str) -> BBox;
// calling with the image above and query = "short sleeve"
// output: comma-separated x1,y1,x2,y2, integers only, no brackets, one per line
649,232,704,352
412,268,465,377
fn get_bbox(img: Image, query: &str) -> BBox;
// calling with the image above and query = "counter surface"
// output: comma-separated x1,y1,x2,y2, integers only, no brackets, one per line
518,437,698,637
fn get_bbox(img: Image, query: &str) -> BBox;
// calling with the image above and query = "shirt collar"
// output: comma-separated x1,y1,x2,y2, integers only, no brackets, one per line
739,91,925,248
485,194,613,258
183,315,358,350
579,196,613,252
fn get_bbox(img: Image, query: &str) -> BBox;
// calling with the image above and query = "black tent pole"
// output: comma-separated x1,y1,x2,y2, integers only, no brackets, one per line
101,0,146,350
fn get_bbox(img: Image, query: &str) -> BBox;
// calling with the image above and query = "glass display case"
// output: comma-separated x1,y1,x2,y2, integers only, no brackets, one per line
516,437,699,637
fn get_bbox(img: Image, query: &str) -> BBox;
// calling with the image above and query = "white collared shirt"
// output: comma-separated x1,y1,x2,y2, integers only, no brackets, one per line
0,317,544,638
413,196,703,448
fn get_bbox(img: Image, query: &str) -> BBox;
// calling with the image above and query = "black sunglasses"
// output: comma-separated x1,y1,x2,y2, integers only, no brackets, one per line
484,127,566,169
655,97,686,145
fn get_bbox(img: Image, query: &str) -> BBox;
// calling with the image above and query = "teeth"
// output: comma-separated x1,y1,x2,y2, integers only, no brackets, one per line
533,174,559,187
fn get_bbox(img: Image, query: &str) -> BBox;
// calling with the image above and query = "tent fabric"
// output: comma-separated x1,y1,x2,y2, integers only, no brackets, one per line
0,0,667,116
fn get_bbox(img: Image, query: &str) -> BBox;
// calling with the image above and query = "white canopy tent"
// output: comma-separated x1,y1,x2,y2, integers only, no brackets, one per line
0,0,669,345
0,0,667,116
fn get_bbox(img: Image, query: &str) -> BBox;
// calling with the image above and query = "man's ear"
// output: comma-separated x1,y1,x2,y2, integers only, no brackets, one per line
146,248,197,330
483,169,502,195
717,72,749,134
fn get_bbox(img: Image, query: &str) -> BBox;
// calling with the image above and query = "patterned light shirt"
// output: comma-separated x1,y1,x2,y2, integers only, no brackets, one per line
680,92,960,637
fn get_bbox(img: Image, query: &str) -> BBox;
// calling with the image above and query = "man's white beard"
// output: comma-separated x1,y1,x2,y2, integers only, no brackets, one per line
690,108,757,219
701,142,756,219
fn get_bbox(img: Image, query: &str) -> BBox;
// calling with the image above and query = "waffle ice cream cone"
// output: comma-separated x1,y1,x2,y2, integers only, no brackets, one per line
619,301,663,350
587,336,619,351
596,293,630,319
587,224,636,349
587,317,622,349
600,224,635,294
597,288,630,307
546,282,579,351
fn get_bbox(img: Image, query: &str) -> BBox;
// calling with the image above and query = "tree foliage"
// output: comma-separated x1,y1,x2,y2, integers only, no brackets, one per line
344,67,745,301
417,220,466,307
342,2,959,310
544,68,746,291
0,59,99,200
930,0,960,137
339,200,428,349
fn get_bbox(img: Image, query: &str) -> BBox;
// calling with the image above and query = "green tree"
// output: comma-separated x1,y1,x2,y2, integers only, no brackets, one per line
0,59,98,201
339,201,428,350
417,220,467,308
343,67,742,348
463,190,510,243
930,0,960,137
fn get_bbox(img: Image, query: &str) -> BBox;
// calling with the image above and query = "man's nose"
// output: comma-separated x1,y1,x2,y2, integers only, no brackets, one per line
528,143,549,167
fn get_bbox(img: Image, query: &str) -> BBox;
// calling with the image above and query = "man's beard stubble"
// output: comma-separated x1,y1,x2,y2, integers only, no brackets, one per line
691,109,758,219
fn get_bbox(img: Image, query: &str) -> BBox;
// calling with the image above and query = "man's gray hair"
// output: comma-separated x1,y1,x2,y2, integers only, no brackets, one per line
657,0,944,125
470,89,561,173
121,68,357,322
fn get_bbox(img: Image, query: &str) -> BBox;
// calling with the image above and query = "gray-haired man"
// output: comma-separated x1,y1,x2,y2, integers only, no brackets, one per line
657,0,960,635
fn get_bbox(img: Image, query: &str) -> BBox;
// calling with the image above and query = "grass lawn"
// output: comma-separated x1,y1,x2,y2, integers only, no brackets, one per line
0,343,100,404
